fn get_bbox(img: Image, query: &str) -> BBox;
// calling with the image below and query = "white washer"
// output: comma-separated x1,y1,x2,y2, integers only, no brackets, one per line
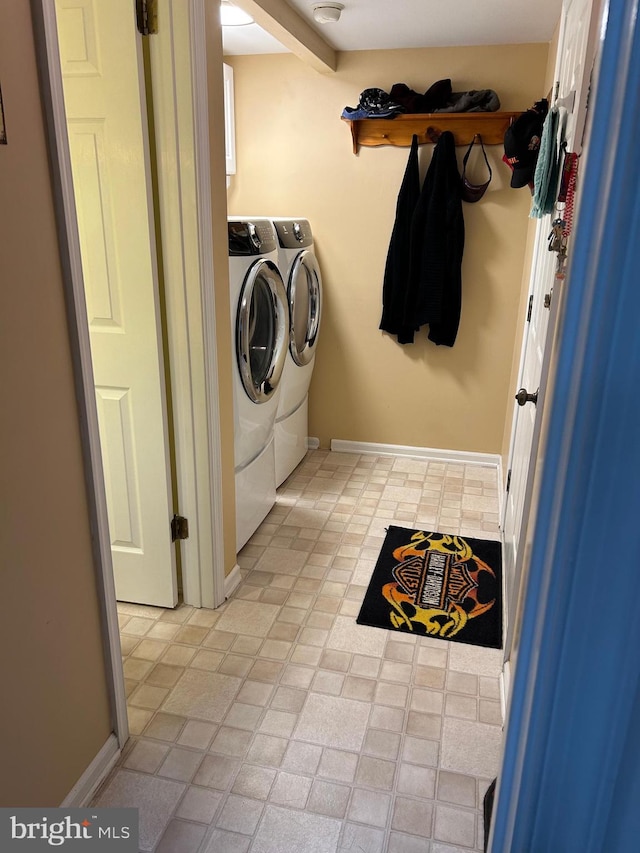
272,218,323,486
228,218,289,550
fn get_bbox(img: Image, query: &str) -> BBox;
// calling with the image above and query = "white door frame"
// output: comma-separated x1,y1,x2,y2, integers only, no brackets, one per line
147,0,227,611
32,0,226,747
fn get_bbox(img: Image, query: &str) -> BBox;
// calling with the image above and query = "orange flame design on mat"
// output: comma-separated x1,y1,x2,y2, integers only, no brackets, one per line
382,531,496,638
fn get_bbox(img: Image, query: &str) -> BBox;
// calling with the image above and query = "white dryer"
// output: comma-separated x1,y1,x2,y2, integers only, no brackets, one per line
272,218,323,486
228,218,289,550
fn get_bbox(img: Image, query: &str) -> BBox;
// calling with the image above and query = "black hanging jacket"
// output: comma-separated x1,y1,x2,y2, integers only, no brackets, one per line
400,130,465,346
379,134,420,340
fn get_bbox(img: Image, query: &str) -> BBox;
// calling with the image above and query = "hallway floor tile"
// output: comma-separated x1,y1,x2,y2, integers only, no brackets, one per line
99,450,503,852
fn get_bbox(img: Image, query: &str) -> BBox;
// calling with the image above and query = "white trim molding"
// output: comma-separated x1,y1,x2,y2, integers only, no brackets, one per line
190,0,227,609
330,439,501,469
307,436,320,450
60,735,120,807
501,658,511,723
224,564,242,599
148,0,226,609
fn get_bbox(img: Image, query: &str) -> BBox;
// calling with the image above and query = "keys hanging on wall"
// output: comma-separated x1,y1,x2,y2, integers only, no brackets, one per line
547,218,569,306
548,218,567,255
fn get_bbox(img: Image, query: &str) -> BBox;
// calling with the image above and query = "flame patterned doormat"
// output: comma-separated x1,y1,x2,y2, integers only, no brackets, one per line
357,526,502,649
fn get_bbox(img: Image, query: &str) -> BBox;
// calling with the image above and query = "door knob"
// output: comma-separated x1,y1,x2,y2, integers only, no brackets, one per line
515,387,539,407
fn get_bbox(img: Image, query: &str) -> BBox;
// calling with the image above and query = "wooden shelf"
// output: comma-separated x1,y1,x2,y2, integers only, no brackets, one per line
342,111,522,154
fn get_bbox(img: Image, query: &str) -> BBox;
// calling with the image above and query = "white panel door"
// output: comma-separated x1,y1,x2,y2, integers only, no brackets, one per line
56,0,177,607
502,226,556,653
502,0,599,656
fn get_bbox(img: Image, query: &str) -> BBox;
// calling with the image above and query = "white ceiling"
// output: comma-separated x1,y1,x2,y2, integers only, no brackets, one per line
222,0,563,56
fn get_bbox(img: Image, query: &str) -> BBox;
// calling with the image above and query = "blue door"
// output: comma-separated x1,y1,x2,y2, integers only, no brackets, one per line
491,0,640,849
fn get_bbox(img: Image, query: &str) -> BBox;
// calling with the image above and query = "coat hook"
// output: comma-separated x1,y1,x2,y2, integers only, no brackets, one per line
426,125,441,143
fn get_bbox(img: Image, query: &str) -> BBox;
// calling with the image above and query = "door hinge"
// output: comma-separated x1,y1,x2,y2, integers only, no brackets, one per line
136,0,158,35
171,514,189,542
526,294,533,322
506,469,512,493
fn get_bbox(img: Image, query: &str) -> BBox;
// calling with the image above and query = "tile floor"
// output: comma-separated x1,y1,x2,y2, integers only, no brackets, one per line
96,450,505,852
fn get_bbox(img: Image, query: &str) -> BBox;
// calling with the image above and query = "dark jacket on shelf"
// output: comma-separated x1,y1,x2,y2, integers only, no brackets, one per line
402,130,465,346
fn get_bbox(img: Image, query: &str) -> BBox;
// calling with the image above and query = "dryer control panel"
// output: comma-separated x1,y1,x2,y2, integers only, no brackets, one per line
274,219,313,250
228,219,277,256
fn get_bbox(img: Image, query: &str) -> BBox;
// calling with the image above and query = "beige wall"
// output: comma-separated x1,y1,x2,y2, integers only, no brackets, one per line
205,5,237,574
228,44,549,454
0,1,112,805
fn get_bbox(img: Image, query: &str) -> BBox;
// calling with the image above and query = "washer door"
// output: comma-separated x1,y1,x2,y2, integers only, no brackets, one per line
288,250,322,366
237,259,289,403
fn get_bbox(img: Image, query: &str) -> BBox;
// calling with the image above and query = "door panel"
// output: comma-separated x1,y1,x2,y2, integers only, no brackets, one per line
503,229,556,653
67,120,123,329
56,0,177,606
95,386,143,552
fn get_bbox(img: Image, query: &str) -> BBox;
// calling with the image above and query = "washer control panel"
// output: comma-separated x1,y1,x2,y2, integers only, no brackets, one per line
273,218,313,250
228,219,277,256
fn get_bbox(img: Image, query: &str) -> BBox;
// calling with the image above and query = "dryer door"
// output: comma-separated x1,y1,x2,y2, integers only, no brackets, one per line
288,250,322,366
237,259,289,403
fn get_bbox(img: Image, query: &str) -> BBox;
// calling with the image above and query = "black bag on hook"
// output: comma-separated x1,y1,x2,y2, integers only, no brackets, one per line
461,134,492,202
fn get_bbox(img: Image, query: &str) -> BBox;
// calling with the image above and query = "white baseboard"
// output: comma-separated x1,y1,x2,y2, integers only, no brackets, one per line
61,733,120,807
497,456,505,528
224,563,242,599
330,439,501,469
307,436,320,450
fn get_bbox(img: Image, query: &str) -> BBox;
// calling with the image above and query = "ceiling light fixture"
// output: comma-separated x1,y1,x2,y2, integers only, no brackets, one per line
312,3,344,24
220,1,254,27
